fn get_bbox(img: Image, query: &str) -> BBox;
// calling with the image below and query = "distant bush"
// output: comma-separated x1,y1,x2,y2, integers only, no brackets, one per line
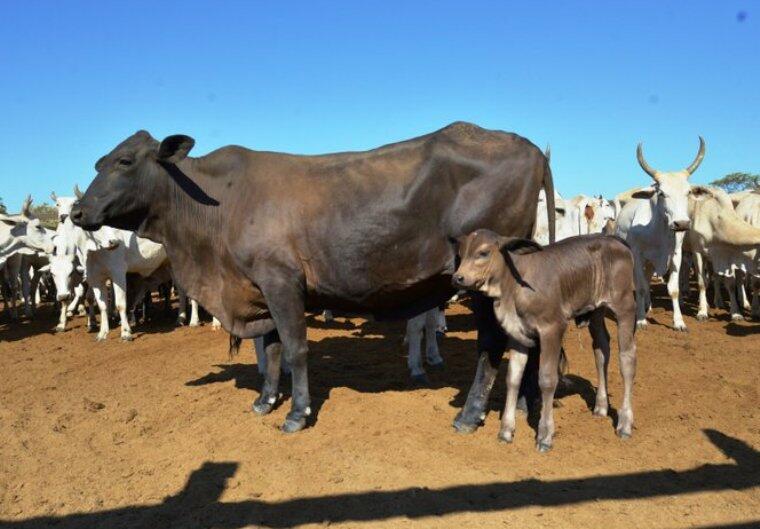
31,203,58,229
709,172,760,193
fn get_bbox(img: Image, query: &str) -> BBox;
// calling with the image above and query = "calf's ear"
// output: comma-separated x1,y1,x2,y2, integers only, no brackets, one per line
157,135,195,163
498,236,543,255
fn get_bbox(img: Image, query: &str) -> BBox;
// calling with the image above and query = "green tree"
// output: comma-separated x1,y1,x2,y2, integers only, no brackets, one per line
31,202,58,229
709,172,760,193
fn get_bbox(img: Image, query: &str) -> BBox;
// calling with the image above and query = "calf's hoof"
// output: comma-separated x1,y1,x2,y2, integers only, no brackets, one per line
281,417,307,434
427,360,445,373
410,373,430,387
636,320,648,331
536,441,553,453
252,396,276,416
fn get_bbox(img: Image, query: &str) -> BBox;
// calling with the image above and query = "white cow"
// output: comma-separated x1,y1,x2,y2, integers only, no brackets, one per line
615,137,705,331
50,217,166,340
567,195,617,235
1,196,55,267
533,189,573,245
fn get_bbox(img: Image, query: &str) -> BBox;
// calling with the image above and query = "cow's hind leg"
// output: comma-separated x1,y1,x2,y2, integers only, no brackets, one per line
724,273,744,321
406,311,429,385
694,252,710,321
252,330,284,416
536,325,565,452
454,293,506,433
589,309,611,417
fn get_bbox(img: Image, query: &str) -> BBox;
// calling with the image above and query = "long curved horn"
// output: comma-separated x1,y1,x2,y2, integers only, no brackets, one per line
21,195,33,217
684,136,706,176
74,185,84,199
50,191,58,202
636,142,659,180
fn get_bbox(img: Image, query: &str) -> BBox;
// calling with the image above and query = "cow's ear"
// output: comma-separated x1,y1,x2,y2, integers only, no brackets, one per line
690,185,714,201
631,186,656,199
157,135,195,163
0,215,18,226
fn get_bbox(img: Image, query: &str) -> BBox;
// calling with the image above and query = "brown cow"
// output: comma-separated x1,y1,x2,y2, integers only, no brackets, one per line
453,231,637,451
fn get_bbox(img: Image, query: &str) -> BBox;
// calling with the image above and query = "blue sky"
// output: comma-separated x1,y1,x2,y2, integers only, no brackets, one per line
0,1,757,210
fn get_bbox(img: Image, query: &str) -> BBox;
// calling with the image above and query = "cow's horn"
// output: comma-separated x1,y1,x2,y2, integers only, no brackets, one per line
684,136,706,176
21,195,33,217
74,185,84,199
636,142,659,180
50,191,58,202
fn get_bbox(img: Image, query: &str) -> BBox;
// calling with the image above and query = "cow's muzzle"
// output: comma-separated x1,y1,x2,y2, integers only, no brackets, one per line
671,220,691,232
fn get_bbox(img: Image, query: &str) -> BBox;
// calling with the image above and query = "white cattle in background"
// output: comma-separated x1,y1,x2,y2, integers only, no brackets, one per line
732,190,760,318
615,137,705,331
1,196,55,268
49,217,166,340
567,195,617,236
533,189,573,244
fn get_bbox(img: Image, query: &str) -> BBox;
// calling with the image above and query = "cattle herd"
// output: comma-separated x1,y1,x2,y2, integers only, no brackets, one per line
1,122,759,450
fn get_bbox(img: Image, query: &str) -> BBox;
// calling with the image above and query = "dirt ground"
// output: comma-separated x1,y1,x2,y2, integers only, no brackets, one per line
0,286,758,529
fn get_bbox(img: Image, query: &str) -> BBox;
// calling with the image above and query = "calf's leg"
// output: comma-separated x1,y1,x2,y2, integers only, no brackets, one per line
589,309,611,417
536,326,564,452
614,309,637,438
498,342,530,443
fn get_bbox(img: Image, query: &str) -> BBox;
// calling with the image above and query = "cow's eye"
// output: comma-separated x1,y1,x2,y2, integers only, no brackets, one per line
478,250,489,258
118,158,133,167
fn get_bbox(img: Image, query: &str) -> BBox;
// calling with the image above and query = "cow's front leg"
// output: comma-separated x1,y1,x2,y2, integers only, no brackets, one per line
258,280,310,433
694,252,710,321
723,273,744,321
112,273,133,341
91,281,110,341
667,243,687,331
56,300,68,332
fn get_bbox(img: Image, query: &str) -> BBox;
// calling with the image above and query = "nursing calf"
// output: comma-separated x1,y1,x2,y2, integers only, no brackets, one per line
453,231,637,451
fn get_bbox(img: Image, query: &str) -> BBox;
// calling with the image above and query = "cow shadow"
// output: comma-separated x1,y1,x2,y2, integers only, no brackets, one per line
2,429,757,529
725,321,760,336
186,319,597,432
0,303,60,342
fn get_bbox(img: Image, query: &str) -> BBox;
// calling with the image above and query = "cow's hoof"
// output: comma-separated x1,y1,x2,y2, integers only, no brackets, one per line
536,441,553,453
636,320,648,331
497,430,514,444
731,313,745,322
188,321,200,328
593,406,608,418
410,374,430,387
673,324,688,332
252,397,275,416
96,335,107,342
66,311,74,318
281,417,306,434
452,413,480,434
427,360,445,373
55,325,65,333
121,334,133,342
616,428,632,440
696,313,709,322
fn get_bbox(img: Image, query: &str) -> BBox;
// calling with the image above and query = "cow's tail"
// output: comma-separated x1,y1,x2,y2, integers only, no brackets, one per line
543,148,556,244
228,334,242,360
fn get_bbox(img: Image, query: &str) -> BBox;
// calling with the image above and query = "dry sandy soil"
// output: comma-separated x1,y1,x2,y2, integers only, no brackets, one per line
1,286,758,529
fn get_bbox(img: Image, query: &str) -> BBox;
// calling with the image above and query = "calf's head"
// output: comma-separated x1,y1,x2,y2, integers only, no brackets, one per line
70,131,195,232
452,230,541,292
634,137,705,232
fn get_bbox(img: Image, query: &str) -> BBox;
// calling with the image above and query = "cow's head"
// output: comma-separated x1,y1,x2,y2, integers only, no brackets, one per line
47,252,84,302
50,190,79,223
70,131,195,231
633,137,705,232
1,196,55,254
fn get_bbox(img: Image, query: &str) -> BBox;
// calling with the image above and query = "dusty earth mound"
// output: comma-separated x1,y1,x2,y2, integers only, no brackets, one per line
1,287,758,528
